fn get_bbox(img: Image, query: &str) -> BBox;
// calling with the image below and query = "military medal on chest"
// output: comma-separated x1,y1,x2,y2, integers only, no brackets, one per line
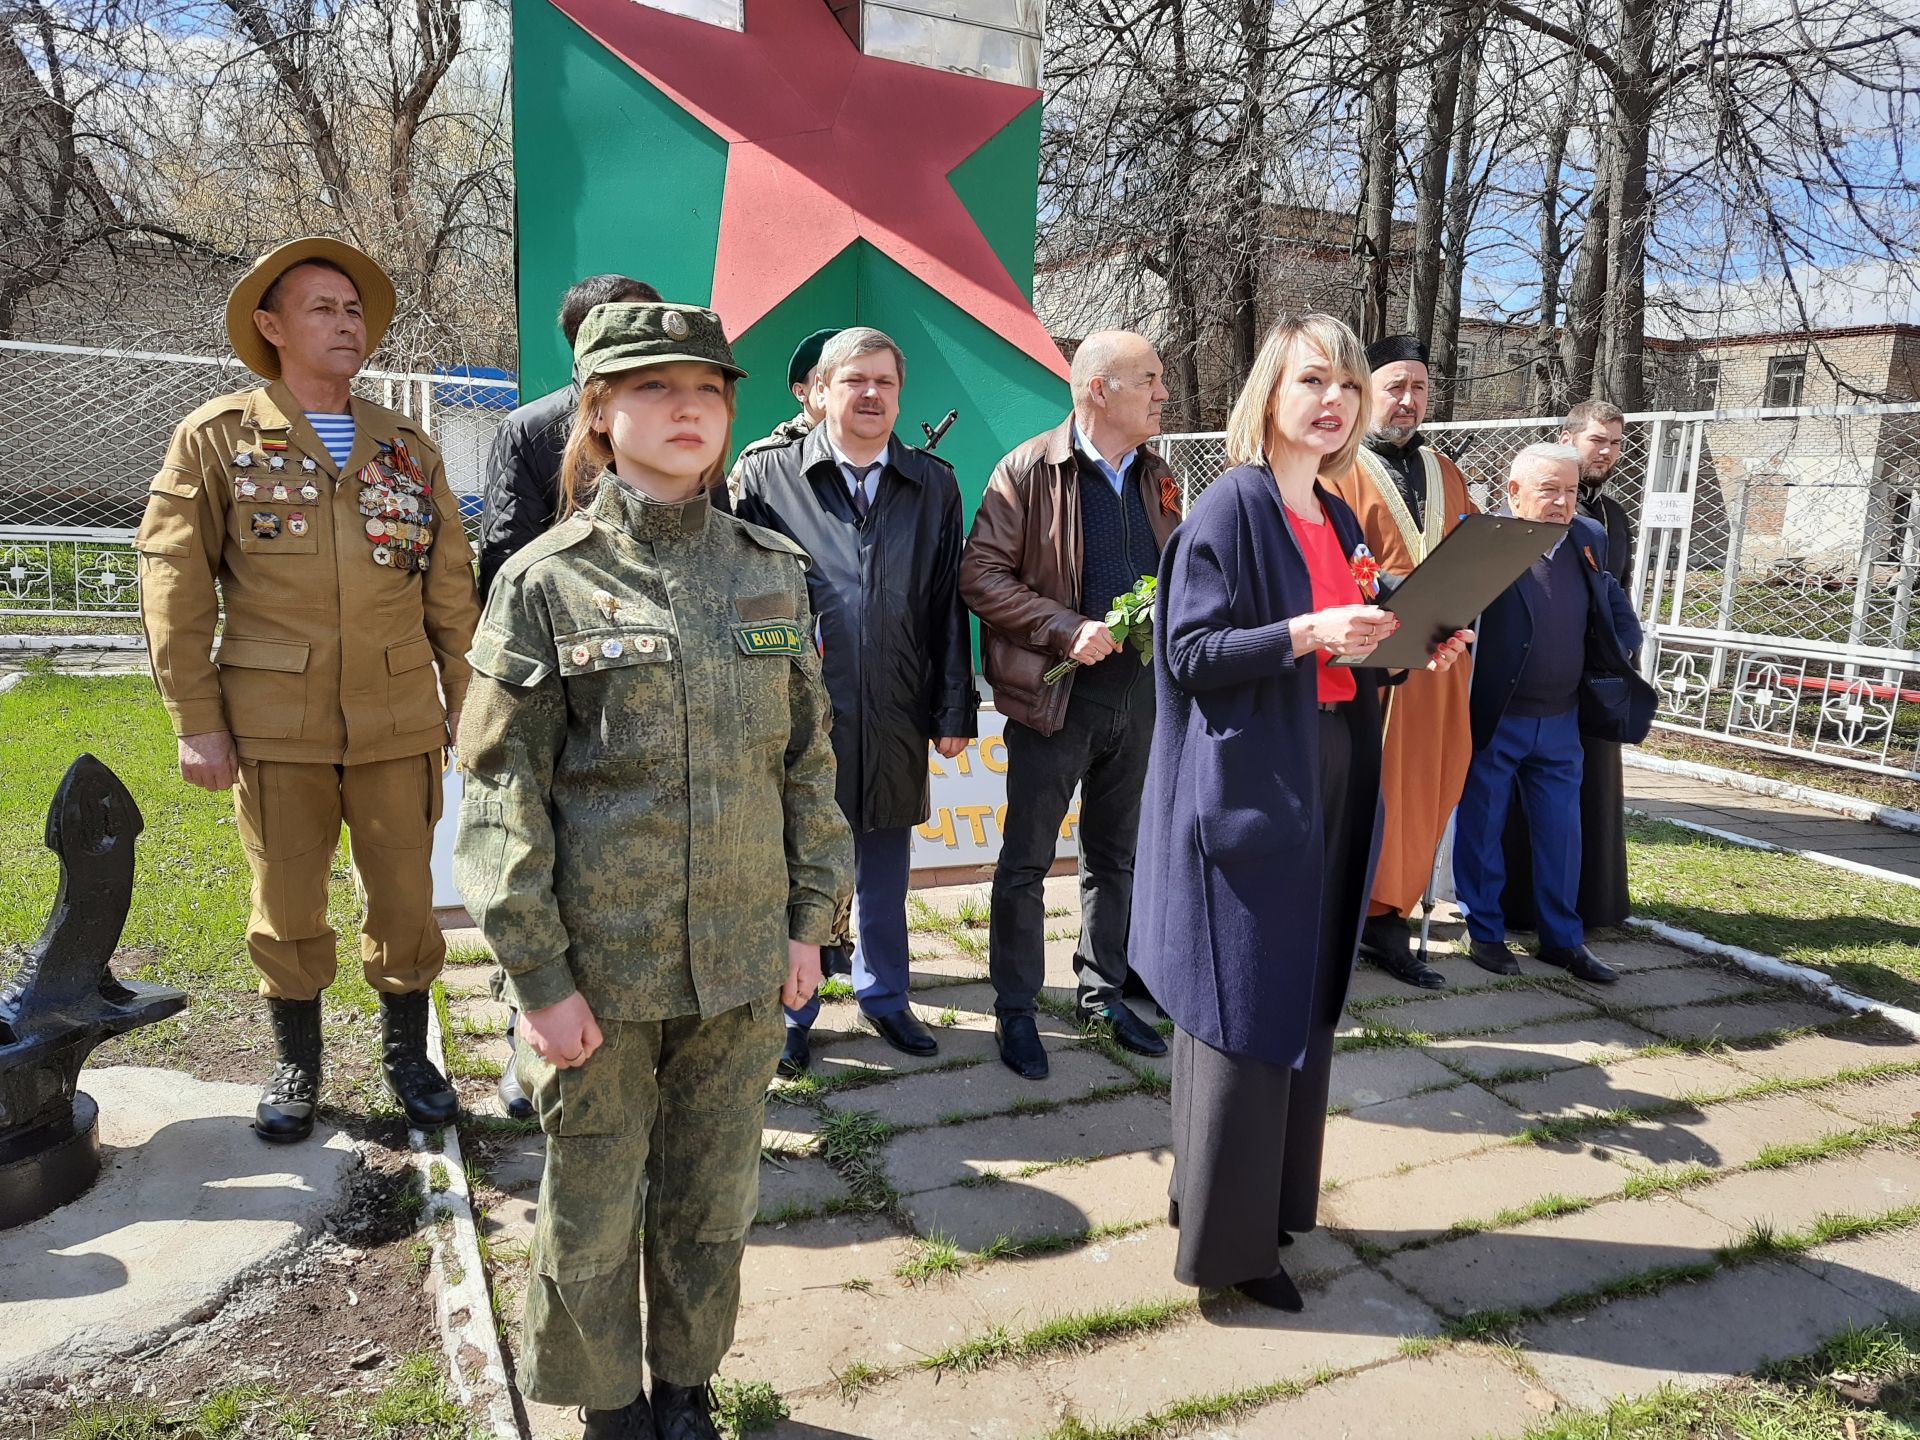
356,437,436,573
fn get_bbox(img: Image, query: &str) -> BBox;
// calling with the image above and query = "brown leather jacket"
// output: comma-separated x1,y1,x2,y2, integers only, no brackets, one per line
960,418,1181,735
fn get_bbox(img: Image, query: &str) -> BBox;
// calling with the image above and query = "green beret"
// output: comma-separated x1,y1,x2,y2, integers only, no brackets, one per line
573,302,746,385
787,327,842,388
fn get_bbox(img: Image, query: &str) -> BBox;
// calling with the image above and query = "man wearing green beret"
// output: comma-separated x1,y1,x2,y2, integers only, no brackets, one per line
724,326,839,504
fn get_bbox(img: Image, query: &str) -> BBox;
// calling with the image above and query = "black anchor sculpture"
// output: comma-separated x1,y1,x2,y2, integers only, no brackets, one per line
0,754,187,1228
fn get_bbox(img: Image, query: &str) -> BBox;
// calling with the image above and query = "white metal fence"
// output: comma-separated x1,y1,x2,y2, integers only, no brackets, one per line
0,338,515,617
1161,404,1920,780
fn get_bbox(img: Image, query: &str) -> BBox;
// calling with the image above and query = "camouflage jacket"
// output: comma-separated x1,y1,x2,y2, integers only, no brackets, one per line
453,476,854,1020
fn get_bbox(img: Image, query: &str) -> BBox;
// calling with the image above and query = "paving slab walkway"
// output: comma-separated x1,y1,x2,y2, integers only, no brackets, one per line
1624,763,1920,885
440,874,1920,1440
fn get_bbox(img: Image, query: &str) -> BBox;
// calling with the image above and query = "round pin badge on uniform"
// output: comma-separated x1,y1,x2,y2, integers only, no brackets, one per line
302,457,317,472
601,638,624,659
637,636,657,653
572,645,592,666
663,311,690,340
373,545,392,566
300,483,320,502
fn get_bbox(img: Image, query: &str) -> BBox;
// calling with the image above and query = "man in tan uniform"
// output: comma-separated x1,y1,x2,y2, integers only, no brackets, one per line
1325,334,1478,991
136,237,482,1142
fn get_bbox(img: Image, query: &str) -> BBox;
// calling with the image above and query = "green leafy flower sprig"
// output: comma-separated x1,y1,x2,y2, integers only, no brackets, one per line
1044,575,1158,685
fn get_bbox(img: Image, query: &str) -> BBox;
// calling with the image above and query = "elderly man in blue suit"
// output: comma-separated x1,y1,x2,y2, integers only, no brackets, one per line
1455,442,1652,985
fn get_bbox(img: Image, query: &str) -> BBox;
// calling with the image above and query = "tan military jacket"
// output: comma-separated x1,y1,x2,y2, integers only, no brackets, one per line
454,477,854,1021
135,381,481,765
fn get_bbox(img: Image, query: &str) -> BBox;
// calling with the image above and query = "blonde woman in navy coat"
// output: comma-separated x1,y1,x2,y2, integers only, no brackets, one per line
1130,315,1470,1311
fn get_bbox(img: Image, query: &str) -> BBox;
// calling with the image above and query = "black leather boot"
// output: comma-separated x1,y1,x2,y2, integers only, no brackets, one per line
652,1382,720,1440
581,1391,657,1439
255,997,322,1144
381,989,459,1129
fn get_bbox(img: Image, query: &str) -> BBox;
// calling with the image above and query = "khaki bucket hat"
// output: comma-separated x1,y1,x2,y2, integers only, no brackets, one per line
225,237,396,381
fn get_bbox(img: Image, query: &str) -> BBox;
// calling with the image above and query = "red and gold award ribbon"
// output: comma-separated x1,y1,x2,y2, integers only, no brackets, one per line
1349,543,1382,600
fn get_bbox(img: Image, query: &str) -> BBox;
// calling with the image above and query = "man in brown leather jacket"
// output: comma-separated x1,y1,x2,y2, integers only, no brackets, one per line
960,330,1178,1079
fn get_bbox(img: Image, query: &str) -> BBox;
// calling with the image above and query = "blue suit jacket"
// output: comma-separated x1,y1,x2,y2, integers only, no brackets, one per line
1129,465,1387,1068
1469,514,1651,751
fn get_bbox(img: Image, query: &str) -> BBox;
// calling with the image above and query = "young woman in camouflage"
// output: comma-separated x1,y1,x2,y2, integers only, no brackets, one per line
454,302,855,1440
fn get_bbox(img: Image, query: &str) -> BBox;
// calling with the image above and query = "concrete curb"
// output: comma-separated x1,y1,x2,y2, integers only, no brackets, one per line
412,996,522,1439
0,671,21,695
1624,806,1920,893
1625,916,1920,1042
1626,750,1920,835
0,634,147,650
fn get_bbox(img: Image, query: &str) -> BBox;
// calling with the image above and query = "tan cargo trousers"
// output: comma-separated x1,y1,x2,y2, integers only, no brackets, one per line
232,750,446,999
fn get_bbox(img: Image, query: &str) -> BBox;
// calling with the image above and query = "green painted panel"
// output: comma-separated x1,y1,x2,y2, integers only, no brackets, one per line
511,0,728,395
727,249,859,460
946,100,1043,301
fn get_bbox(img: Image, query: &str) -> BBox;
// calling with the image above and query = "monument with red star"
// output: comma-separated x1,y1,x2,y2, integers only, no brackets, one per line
512,0,1069,502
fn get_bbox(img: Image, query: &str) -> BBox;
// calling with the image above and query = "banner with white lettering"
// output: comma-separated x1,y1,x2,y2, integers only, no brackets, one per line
913,709,1079,870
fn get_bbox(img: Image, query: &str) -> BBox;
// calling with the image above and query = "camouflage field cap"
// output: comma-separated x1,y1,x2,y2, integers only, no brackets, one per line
573,302,747,385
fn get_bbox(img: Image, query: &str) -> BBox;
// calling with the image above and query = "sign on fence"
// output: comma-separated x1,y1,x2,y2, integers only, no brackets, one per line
1643,492,1694,530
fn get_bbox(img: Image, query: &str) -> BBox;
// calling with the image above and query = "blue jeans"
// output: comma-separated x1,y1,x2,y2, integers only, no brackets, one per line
1454,708,1585,951
785,825,913,1030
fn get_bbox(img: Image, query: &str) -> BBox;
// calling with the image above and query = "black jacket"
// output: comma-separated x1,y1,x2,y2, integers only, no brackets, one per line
1469,514,1654,750
479,383,576,596
732,424,978,832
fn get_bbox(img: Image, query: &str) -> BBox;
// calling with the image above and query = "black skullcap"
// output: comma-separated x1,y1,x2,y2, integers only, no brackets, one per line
1366,334,1429,371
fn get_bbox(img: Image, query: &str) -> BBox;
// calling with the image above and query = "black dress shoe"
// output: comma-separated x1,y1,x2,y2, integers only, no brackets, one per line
582,1392,657,1440
1091,1002,1168,1057
777,1026,811,1079
255,996,322,1144
870,1008,938,1057
381,990,459,1129
1467,938,1522,976
1539,944,1619,984
1361,913,1448,990
652,1381,720,1440
1235,1267,1304,1312
995,1014,1050,1080
496,1013,534,1121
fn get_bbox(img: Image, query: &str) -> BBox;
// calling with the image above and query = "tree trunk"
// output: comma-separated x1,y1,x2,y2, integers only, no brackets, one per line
1356,0,1405,341
1601,0,1655,409
1226,0,1269,388
1407,1,1472,351
1428,31,1483,422
1530,56,1578,412
1560,129,1611,404
1164,7,1204,428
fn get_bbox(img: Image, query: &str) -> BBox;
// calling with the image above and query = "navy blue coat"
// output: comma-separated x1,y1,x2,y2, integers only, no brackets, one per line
1469,514,1650,752
1129,465,1388,1069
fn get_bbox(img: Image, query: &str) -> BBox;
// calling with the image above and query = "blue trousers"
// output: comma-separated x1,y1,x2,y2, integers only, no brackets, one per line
785,825,913,1030
1454,708,1586,951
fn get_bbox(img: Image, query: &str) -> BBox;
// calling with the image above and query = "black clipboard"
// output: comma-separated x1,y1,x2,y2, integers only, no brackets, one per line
1329,513,1568,668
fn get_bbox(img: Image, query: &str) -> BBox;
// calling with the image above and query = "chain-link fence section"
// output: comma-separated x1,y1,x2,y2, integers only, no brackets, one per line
0,339,515,616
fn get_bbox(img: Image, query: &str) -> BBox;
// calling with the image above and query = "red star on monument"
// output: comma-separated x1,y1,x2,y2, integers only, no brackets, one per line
544,0,1069,379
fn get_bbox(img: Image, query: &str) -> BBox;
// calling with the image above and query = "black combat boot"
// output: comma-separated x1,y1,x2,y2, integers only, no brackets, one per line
652,1382,721,1440
255,996,322,1144
380,989,459,1129
581,1392,657,1439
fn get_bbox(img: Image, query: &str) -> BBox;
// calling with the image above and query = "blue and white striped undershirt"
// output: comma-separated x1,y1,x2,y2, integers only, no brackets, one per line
305,412,356,469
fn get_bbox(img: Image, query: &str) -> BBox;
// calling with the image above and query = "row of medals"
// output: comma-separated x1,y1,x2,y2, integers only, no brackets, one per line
360,439,434,572
234,449,320,539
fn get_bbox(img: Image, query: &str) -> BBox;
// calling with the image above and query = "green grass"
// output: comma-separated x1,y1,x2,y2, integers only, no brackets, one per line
816,1108,897,1210
1517,1317,1920,1438
1642,727,1920,813
1040,1366,1343,1440
921,1297,1193,1374
0,675,383,1057
895,1232,967,1281
355,1353,468,1438
712,1377,788,1435
1621,1162,1716,1198
1626,815,1920,1009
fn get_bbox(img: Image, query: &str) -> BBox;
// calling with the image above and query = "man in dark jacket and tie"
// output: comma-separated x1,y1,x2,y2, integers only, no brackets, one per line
1455,442,1649,986
733,326,979,1076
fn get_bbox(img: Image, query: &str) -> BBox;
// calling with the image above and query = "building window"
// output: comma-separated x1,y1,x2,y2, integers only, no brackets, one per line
1454,342,1475,403
1694,359,1721,409
1766,354,1807,408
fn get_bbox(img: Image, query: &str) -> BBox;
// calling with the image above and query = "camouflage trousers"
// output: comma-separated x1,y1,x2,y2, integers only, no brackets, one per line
517,998,783,1409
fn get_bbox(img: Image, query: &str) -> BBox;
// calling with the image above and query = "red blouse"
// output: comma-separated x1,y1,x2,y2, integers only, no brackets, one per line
1286,505,1360,704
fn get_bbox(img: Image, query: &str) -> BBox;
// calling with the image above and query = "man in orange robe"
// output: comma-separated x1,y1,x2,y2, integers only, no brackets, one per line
1325,335,1479,989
